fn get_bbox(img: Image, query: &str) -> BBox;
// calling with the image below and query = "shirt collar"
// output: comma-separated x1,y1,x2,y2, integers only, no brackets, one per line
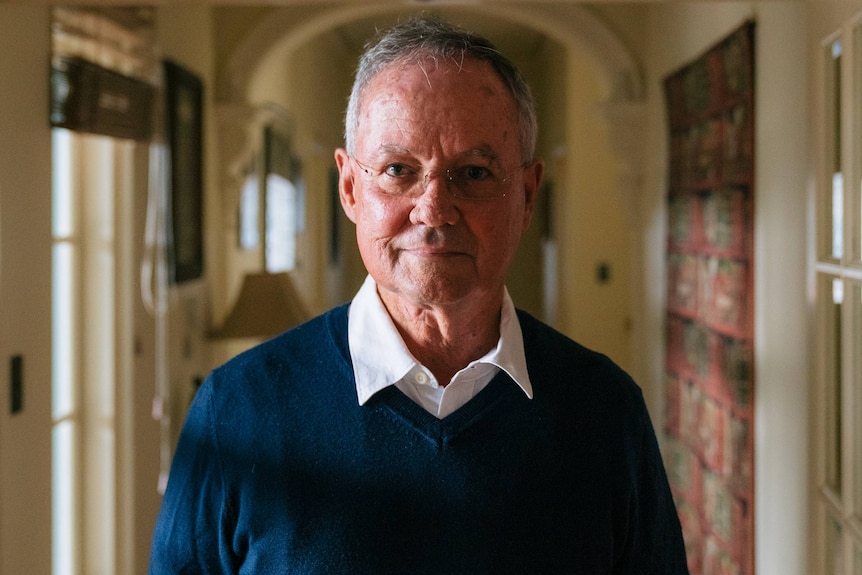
347,275,533,405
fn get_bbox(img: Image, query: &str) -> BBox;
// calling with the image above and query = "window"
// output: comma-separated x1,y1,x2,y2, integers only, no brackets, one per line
51,127,78,575
814,20,862,575
263,124,303,273
236,121,304,271
52,129,139,575
265,172,300,272
51,7,155,575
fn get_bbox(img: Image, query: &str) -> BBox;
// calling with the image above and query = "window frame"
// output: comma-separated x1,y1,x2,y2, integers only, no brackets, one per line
813,13,862,575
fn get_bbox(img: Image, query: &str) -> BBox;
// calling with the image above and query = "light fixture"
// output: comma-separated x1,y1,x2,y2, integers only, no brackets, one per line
210,271,309,339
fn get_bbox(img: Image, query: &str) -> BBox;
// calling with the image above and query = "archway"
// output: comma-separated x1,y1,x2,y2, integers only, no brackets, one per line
216,3,648,378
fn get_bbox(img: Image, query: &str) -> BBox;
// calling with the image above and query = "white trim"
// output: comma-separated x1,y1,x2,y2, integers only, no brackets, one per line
812,8,862,574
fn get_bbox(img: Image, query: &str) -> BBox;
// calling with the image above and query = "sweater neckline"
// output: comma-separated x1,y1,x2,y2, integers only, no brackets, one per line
326,304,529,444
365,373,520,447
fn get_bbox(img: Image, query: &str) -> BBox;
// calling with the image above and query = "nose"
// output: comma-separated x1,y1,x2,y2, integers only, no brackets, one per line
409,171,460,227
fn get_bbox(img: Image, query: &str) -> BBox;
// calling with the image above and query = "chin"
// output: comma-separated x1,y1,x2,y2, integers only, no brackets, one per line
396,275,476,307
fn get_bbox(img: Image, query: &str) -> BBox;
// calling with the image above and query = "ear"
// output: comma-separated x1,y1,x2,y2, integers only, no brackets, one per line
520,159,544,232
334,148,358,223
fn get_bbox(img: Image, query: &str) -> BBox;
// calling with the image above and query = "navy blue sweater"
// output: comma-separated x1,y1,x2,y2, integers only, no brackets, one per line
150,305,688,574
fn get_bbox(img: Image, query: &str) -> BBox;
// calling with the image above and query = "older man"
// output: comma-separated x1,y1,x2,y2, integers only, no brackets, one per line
150,16,689,575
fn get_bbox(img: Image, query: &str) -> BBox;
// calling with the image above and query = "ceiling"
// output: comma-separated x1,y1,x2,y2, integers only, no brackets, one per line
330,8,550,60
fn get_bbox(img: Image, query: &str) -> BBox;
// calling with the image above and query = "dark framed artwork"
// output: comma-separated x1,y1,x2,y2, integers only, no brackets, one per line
164,59,204,284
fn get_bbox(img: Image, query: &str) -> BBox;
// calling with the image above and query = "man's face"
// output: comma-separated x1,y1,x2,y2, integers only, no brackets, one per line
336,57,542,309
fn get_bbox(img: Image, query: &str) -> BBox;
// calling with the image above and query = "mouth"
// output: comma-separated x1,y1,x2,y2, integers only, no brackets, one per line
403,246,468,259
395,228,473,262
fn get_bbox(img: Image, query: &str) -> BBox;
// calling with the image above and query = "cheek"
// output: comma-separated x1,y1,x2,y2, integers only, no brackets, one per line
355,194,408,245
475,206,526,262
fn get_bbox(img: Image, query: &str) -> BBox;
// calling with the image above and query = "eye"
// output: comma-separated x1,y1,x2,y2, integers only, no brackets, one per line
452,165,494,182
382,163,415,178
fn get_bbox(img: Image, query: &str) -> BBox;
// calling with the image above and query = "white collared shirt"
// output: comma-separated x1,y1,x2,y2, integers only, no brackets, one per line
347,275,533,419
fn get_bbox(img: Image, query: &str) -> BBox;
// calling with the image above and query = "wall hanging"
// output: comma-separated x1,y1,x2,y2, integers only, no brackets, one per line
663,20,756,575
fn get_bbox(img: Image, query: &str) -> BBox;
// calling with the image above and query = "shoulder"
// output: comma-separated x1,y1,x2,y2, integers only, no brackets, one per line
220,304,348,368
517,309,632,379
516,309,645,416
206,304,352,402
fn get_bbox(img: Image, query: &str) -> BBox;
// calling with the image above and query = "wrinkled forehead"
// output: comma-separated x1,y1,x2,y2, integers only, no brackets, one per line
357,57,520,145
365,53,508,95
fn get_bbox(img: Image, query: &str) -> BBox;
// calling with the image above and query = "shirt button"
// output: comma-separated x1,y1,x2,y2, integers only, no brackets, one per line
415,371,429,385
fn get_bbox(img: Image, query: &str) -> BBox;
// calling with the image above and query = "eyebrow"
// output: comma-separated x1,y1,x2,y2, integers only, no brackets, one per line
458,146,500,163
374,144,411,157
372,143,502,163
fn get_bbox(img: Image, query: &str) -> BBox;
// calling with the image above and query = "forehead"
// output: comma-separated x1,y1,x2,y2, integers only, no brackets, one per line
356,57,520,158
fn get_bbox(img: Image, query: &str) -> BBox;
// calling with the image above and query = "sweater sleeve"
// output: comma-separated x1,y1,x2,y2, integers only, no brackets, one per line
617,396,690,575
149,375,239,575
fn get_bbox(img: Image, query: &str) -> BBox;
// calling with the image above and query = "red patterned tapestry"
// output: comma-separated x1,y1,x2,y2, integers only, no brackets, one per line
663,21,756,575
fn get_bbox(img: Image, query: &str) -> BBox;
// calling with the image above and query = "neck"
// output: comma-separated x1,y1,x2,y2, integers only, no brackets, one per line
379,289,504,385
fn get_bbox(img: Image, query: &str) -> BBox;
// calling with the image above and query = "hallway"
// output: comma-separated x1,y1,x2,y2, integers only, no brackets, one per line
0,2,837,573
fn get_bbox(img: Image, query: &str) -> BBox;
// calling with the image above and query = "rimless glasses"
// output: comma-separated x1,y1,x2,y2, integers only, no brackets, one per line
349,156,523,201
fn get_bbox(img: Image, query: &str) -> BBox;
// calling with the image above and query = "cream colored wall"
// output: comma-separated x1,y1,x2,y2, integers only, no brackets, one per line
557,44,634,372
506,39,567,326
641,3,810,574
523,39,567,324
749,7,810,574
0,7,53,574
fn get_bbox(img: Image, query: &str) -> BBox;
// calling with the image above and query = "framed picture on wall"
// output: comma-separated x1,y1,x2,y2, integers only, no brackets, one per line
164,59,204,284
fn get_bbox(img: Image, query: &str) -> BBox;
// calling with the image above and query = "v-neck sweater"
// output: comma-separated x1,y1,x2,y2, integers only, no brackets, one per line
348,275,533,418
150,304,689,574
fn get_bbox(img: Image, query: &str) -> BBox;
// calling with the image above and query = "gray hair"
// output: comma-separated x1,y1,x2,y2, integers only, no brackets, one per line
343,16,538,164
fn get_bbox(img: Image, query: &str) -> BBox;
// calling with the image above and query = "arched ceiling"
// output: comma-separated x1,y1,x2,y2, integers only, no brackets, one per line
218,3,642,103
329,9,549,60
